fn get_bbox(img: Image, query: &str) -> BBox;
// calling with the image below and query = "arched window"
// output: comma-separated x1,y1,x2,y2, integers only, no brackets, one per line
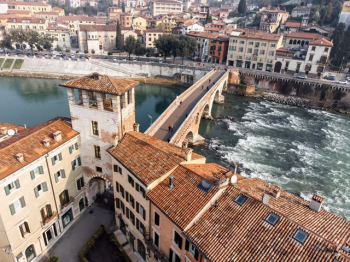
289,39,293,44
25,245,36,262
293,40,297,44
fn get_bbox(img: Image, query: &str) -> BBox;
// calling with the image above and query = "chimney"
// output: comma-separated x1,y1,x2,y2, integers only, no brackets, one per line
185,148,192,161
182,141,188,149
168,174,175,189
24,124,26,129
262,194,270,205
92,72,99,80
228,161,237,175
133,123,140,132
272,185,281,198
310,193,325,212
53,131,62,142
1,127,7,135
15,153,24,163
42,138,50,147
113,135,119,147
214,200,218,208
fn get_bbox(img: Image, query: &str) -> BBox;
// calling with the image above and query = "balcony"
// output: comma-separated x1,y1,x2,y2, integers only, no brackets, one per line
144,238,168,262
317,60,328,65
41,212,58,228
61,197,75,212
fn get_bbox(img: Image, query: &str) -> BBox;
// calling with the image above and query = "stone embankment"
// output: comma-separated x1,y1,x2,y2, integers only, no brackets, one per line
0,71,76,80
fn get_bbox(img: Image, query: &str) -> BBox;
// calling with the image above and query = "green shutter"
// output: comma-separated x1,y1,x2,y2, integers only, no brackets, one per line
42,182,48,192
30,170,35,179
77,156,81,166
71,160,75,171
19,196,26,207
34,187,39,198
51,156,55,166
58,153,62,161
69,145,73,154
54,172,58,183
61,169,66,178
4,186,10,196
14,179,20,189
9,204,15,215
77,180,81,191
39,166,44,174
75,142,78,150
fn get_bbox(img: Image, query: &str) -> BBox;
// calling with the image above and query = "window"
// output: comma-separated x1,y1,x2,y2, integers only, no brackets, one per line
96,166,102,173
91,121,99,136
248,41,253,45
40,204,52,222
129,209,135,225
128,175,134,187
255,42,260,48
126,192,135,208
155,212,160,227
154,231,160,248
19,221,30,237
324,47,329,52
239,40,244,44
136,218,146,235
293,229,308,244
71,156,81,171
260,50,265,55
239,47,243,52
136,202,146,220
309,54,314,62
169,249,181,262
271,44,276,48
4,179,20,195
51,153,62,165
261,43,267,47
269,51,274,56
76,177,84,191
311,46,316,51
247,48,252,53
173,231,183,249
69,142,78,154
136,183,146,198
234,194,247,206
34,182,48,197
266,213,279,226
113,164,122,175
9,197,25,215
185,239,199,261
54,169,65,182
59,190,70,207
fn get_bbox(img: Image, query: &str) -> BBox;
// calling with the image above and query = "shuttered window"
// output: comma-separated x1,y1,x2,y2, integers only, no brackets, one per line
19,221,30,238
9,197,25,215
69,142,79,154
72,156,81,171
4,179,20,196
34,182,48,198
51,153,62,166
30,166,44,180
54,169,66,183
76,177,84,191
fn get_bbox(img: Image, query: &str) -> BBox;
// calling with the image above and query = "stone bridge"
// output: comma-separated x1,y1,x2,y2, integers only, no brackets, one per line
145,69,229,147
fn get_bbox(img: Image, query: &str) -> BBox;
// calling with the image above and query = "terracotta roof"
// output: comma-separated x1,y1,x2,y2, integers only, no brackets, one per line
53,7,64,11
47,23,69,30
0,1,50,6
59,15,96,22
310,37,333,47
147,164,222,230
204,27,221,32
285,21,301,28
6,10,31,14
0,118,78,180
236,30,282,41
108,132,205,186
287,32,323,39
79,24,116,31
35,11,60,15
151,0,182,3
186,31,220,39
185,178,350,262
145,28,163,33
60,73,138,95
0,123,24,141
7,17,46,23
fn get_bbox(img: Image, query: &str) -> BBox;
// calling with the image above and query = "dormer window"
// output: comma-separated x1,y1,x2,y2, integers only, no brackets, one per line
234,194,247,206
293,229,308,244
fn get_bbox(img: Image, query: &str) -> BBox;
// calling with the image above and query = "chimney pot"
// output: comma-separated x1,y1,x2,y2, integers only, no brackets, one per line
1,127,7,135
215,199,218,208
133,123,140,132
113,135,119,147
262,194,270,205
310,193,325,212
182,141,188,149
53,131,62,142
15,153,24,163
168,174,175,189
43,138,50,147
228,161,237,175
272,185,281,198
184,148,193,161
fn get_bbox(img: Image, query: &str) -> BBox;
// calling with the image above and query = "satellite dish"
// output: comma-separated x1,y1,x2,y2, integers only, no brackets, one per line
7,129,15,136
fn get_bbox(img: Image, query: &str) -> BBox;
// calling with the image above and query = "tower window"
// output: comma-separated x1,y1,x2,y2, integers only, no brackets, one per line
91,121,99,136
94,145,101,159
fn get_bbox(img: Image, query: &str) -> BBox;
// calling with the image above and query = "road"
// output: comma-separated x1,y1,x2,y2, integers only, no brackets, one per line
153,70,225,142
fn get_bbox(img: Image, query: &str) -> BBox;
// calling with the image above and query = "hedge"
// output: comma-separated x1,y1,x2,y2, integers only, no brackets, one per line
77,225,105,262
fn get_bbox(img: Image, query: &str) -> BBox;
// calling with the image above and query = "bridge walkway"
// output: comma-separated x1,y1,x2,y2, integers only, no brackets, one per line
152,70,225,142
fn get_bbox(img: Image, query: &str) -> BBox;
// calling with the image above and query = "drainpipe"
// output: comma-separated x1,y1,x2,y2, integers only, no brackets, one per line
45,155,62,234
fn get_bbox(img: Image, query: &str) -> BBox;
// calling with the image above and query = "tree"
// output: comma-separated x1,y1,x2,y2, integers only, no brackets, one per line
84,50,88,54
55,45,63,52
205,9,212,24
10,29,26,50
26,30,40,54
177,35,196,64
155,34,176,61
76,50,79,54
91,49,95,54
124,35,136,60
0,34,13,50
116,20,123,50
108,51,113,56
321,3,332,25
122,1,125,12
171,37,179,61
146,47,155,57
134,39,146,57
238,0,246,15
39,35,54,51
331,23,345,62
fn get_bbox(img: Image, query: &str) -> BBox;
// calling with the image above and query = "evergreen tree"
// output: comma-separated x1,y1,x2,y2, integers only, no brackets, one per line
122,1,125,12
116,20,123,50
205,9,212,24
124,35,136,60
238,0,246,15
155,34,176,61
134,40,146,57
330,23,345,63
321,3,332,25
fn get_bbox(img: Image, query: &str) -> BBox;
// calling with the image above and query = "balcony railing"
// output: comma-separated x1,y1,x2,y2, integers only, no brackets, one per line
144,238,168,262
41,212,58,227
61,197,75,211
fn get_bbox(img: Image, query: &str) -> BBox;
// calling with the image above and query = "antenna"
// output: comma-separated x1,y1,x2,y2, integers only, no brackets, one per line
7,129,15,136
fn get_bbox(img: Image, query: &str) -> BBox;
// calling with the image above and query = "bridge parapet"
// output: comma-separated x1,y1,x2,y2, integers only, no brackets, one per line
171,71,229,147
145,69,216,136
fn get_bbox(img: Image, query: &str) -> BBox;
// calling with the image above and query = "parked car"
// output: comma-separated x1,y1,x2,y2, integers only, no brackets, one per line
61,54,66,58
324,75,336,80
122,58,126,61
296,75,307,79
113,57,117,61
70,54,75,58
79,55,84,59
0,49,4,54
346,76,350,81
336,80,348,84
132,58,137,61
44,54,49,58
34,52,38,56
96,56,100,59
149,59,154,62
52,54,56,58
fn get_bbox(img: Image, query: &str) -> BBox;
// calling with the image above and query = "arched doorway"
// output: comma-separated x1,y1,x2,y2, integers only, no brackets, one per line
184,131,194,144
202,104,210,119
89,177,106,201
79,198,85,212
25,245,35,262
274,62,282,73
137,240,146,260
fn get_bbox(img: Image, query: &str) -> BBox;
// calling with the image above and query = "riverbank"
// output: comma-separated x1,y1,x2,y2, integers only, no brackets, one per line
134,76,190,87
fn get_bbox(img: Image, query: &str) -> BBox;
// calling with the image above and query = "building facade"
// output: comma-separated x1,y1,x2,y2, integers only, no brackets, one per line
149,0,183,16
144,28,163,48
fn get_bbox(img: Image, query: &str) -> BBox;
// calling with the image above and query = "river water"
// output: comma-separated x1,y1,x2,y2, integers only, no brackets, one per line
0,77,349,220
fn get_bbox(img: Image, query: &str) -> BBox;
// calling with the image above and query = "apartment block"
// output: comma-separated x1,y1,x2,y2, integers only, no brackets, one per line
2,1,52,15
7,17,47,34
149,0,183,16
144,28,163,48
226,30,283,71
0,118,85,262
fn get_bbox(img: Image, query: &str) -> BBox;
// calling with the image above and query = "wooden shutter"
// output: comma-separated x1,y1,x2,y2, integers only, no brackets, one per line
41,208,45,222
9,204,15,215
136,202,139,213
69,145,73,154
143,207,146,220
19,224,24,238
61,169,66,178
126,191,129,202
75,142,78,150
39,166,44,174
4,185,10,196
47,204,52,216
42,182,48,192
25,222,30,233
54,172,58,183
155,212,160,226
185,239,190,251
77,157,81,166
115,182,119,192
77,179,81,191
20,196,26,207
126,208,130,219
136,218,139,230
58,153,62,161
64,190,69,203
14,179,20,189
34,187,39,198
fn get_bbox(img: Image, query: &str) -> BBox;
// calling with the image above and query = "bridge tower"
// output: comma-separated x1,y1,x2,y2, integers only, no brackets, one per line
61,73,139,203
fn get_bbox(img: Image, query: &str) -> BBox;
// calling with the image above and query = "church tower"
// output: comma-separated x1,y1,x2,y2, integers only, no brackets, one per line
61,73,138,202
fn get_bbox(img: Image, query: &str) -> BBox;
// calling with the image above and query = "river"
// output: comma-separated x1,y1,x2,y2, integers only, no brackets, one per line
0,77,349,220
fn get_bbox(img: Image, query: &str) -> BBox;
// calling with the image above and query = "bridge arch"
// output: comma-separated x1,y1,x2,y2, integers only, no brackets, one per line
184,131,194,144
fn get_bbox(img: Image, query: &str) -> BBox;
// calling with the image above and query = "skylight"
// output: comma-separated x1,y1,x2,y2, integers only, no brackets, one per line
293,229,308,244
196,179,213,193
266,213,279,226
234,194,247,206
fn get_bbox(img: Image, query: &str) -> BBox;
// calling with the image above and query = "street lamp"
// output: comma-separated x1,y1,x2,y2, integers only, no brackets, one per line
148,115,153,126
